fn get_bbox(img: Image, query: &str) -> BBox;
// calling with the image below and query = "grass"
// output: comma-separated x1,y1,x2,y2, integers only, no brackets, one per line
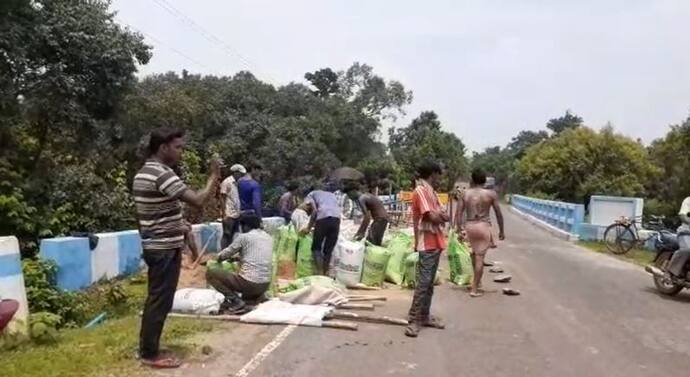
0,316,215,377
577,240,655,266
0,273,217,377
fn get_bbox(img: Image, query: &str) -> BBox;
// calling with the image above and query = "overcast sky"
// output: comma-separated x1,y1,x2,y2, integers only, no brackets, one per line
112,0,690,152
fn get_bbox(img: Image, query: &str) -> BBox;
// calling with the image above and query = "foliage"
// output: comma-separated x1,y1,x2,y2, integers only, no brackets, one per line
516,126,659,204
389,111,468,190
546,110,583,134
21,259,85,327
28,312,62,344
470,146,514,189
645,117,690,219
506,130,549,158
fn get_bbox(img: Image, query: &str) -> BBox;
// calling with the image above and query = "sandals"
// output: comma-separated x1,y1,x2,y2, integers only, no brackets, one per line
140,354,182,369
469,292,484,298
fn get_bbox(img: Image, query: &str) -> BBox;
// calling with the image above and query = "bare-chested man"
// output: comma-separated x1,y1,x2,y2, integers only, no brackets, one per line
345,184,389,246
455,168,505,297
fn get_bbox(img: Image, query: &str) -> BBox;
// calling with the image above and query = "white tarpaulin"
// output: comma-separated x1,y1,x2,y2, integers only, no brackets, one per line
240,299,333,327
279,285,348,307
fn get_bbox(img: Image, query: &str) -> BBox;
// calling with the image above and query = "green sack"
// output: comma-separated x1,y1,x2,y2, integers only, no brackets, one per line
455,241,474,286
446,230,473,286
276,225,298,279
403,252,418,289
206,260,239,272
447,230,462,282
361,243,392,287
385,233,412,285
296,235,315,278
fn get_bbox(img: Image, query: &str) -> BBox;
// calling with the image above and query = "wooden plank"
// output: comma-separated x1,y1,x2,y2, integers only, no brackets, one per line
337,303,375,311
165,312,358,331
326,311,408,326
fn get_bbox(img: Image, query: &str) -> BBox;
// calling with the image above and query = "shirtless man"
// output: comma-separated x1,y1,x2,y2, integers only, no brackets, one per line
345,184,389,246
455,168,505,297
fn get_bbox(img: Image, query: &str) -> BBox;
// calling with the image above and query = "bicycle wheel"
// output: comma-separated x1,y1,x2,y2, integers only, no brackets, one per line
603,223,636,254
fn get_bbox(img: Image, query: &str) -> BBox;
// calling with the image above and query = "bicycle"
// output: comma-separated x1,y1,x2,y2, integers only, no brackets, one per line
603,215,666,255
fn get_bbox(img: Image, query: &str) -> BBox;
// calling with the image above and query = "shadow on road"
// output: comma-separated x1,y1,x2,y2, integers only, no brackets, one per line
641,287,690,303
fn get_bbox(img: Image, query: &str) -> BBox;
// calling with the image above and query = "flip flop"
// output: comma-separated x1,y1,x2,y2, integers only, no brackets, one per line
469,292,483,298
141,354,182,369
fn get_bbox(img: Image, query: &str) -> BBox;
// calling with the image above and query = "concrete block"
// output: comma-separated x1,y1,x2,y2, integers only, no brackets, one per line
40,237,91,291
117,230,142,275
91,232,120,282
0,236,29,333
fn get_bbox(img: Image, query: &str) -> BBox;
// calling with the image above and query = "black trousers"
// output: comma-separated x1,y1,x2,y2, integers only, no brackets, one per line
139,249,181,359
407,251,441,323
221,217,240,249
312,217,341,275
367,218,389,246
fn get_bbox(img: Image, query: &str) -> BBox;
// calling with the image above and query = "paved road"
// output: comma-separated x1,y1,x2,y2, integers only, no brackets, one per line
157,207,690,377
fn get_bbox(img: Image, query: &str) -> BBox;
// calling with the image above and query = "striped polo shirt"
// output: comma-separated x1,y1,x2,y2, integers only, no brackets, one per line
217,229,273,283
133,160,188,251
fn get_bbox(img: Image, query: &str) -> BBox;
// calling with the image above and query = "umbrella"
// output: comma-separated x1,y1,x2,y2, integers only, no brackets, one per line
329,167,364,181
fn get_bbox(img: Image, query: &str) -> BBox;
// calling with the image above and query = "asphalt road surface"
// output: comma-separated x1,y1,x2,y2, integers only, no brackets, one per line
156,206,690,377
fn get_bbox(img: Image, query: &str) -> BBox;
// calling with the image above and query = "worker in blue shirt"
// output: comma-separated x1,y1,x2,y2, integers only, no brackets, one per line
238,163,263,217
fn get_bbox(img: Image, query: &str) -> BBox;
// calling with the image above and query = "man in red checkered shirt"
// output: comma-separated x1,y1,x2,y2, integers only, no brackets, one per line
405,160,449,338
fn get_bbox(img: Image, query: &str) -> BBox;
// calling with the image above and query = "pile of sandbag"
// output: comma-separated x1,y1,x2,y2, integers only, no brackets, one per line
274,225,298,279
334,239,366,287
384,233,413,285
172,288,224,315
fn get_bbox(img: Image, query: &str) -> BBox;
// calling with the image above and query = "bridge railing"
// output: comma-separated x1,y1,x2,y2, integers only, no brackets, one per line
511,195,585,236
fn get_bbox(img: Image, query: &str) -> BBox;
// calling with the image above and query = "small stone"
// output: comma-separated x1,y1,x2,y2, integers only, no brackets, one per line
494,275,512,283
489,267,504,273
483,261,495,267
201,345,213,355
502,288,521,296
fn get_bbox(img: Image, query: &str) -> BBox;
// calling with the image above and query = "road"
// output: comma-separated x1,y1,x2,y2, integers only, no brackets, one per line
156,206,690,377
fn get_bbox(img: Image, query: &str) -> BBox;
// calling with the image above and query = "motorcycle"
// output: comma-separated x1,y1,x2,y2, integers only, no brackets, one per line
646,230,690,296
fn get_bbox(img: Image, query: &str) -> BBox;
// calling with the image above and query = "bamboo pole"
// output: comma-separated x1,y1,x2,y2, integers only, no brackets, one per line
346,295,387,302
165,312,358,331
191,226,218,269
336,303,375,311
326,311,408,326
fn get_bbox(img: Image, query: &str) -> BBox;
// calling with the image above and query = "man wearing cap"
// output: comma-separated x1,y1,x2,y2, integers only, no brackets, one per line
220,164,244,248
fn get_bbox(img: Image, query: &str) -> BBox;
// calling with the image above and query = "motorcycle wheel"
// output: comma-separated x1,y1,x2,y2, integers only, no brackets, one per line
653,251,684,296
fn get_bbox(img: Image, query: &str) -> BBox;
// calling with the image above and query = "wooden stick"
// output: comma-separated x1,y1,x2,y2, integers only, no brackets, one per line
346,295,387,302
349,283,382,291
165,312,358,331
326,311,408,326
336,303,375,311
192,226,218,269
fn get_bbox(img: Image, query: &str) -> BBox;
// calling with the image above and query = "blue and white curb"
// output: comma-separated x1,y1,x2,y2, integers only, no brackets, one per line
40,230,143,291
0,236,29,333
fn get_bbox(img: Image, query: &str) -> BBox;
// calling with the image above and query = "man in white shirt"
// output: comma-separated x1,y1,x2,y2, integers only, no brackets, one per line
220,164,245,248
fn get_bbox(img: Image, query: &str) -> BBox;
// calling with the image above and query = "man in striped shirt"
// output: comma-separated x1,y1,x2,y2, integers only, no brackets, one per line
207,214,273,314
133,128,219,369
405,160,449,338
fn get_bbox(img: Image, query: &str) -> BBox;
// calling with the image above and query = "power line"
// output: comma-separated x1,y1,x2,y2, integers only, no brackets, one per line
149,0,278,84
115,17,218,74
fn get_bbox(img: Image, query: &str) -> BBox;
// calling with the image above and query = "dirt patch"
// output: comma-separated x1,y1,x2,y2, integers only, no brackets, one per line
178,253,215,288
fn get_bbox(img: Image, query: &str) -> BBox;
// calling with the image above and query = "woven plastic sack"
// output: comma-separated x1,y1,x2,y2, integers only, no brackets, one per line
296,235,315,278
384,233,412,285
360,243,392,287
403,252,418,288
283,275,346,294
276,226,298,279
206,260,239,273
335,240,366,287
454,241,474,286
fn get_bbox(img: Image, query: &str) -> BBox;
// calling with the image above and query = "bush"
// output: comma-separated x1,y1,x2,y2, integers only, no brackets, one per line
22,259,86,327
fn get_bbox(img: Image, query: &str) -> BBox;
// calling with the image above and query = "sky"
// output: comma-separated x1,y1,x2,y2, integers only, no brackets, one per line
112,0,690,152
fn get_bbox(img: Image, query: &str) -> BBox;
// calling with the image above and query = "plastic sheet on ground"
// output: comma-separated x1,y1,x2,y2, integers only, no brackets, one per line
278,285,348,306
240,299,334,327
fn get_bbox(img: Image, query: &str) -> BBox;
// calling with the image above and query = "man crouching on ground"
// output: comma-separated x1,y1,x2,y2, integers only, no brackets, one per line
207,214,273,315
405,160,448,337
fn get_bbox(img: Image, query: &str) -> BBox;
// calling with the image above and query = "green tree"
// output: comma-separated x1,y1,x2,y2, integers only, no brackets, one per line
646,116,690,218
546,110,583,135
516,126,659,203
389,111,468,190
470,146,514,190
506,130,549,158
